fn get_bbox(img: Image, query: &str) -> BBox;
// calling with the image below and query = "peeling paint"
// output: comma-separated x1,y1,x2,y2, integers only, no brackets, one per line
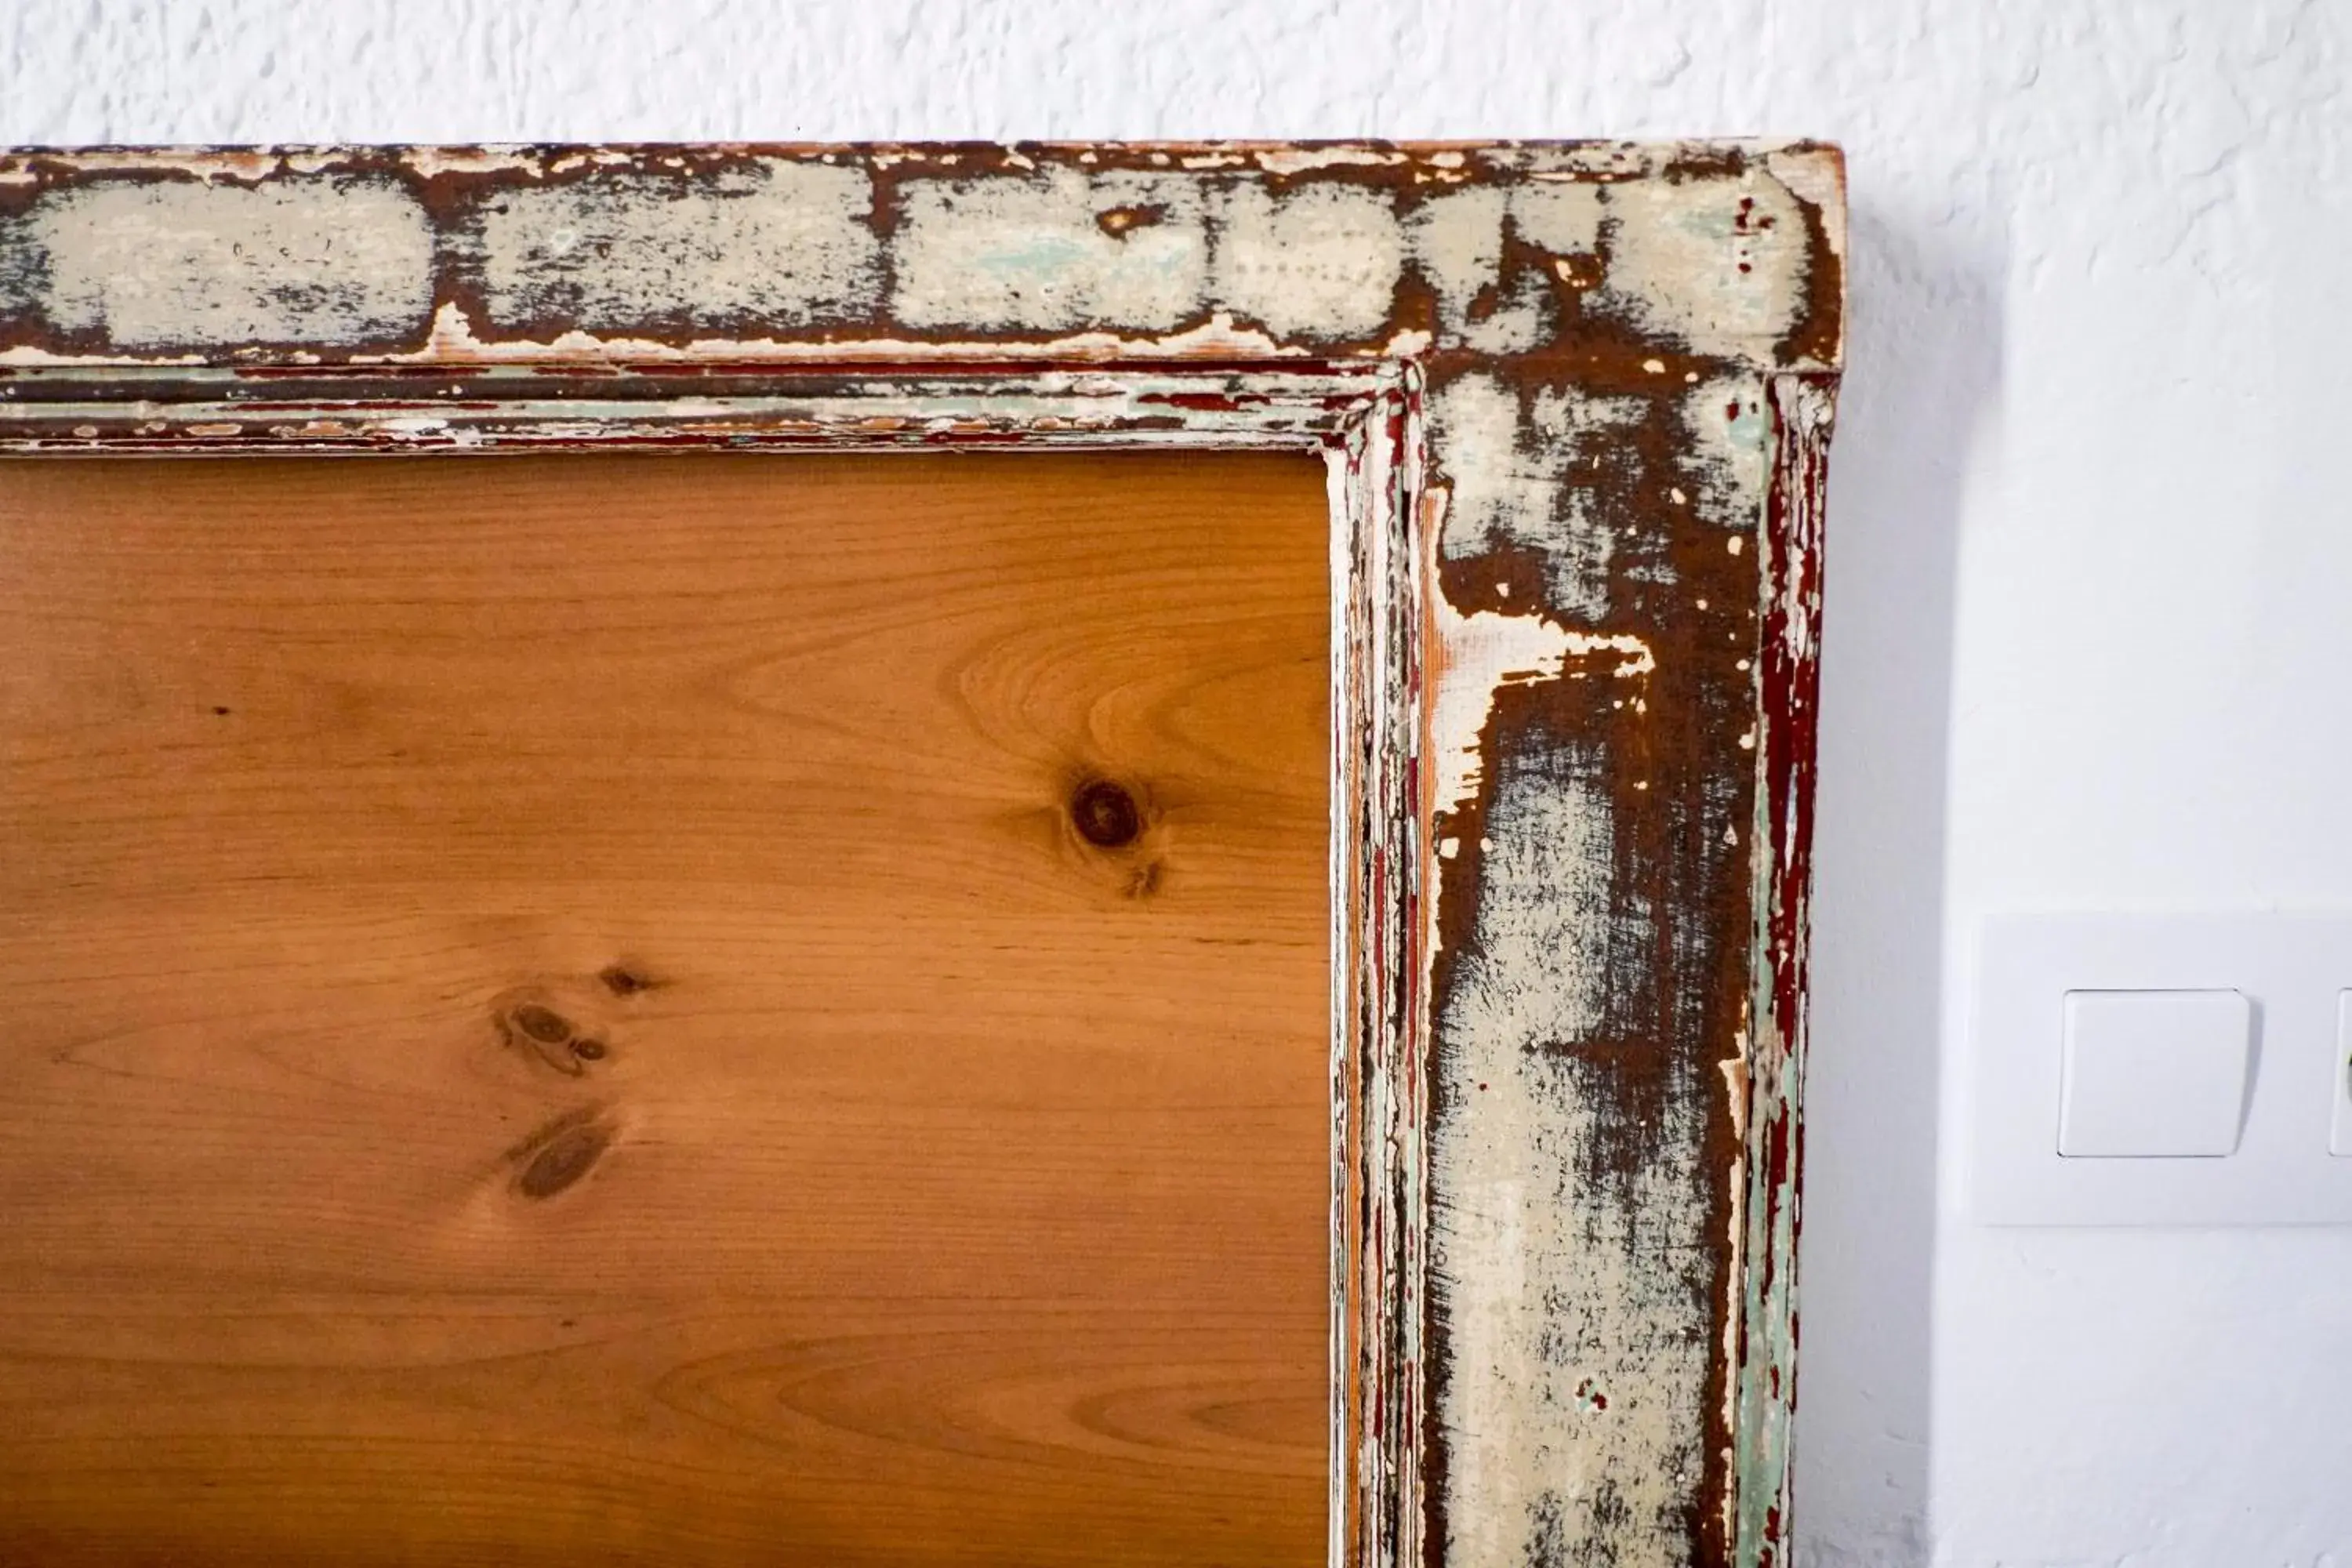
0,142,1842,376
10,174,430,348
895,167,1209,331
1251,144,1414,176
352,296,1346,371
473,159,882,332
1218,180,1407,342
1684,375,1771,531
1598,172,1812,363
1433,762,1717,1566
1731,375,1835,1568
0,140,1842,1568
1430,372,1646,623
1410,183,1606,355
1428,580,1654,820
1512,180,1608,257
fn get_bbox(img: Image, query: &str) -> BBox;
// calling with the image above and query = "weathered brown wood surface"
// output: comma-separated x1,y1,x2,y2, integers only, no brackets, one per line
0,451,1331,1566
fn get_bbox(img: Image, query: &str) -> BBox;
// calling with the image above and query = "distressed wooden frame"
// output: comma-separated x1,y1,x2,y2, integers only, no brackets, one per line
0,141,1841,1568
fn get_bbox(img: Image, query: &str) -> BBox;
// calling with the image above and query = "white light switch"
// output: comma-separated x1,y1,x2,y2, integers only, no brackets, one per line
2333,993,2352,1159
1970,915,2352,1225
2058,990,2250,1157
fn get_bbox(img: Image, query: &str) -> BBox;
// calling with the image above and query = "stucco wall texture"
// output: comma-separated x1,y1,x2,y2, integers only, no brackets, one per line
7,3,2349,1565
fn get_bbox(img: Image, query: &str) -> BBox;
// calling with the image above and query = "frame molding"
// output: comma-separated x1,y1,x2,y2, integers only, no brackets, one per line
0,141,1842,1568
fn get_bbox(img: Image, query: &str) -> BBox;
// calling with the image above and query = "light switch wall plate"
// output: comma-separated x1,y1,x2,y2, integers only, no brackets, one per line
1971,915,2352,1225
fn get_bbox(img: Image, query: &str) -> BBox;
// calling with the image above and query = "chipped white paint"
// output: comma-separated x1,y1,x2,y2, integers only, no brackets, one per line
358,297,1339,371
893,167,1207,330
401,143,642,180
24,176,430,348
1410,186,1510,342
1762,145,1848,273
0,143,1836,374
1683,374,1772,531
1410,182,1608,356
1250,145,1411,176
1424,470,1693,1566
1511,181,1606,258
1430,372,1646,623
1599,172,1812,362
476,160,881,328
1216,180,1405,341
0,374,1386,452
1433,769,1715,1565
1412,206,1817,1566
1427,585,1653,820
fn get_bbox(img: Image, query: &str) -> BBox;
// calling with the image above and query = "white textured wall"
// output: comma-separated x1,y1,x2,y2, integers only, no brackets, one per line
9,3,2350,1563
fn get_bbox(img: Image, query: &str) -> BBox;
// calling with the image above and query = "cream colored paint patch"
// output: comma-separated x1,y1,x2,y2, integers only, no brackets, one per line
1682,372,1772,530
1764,147,1847,266
1410,185,1509,341
1425,339,1650,819
1409,182,1608,353
474,160,880,328
1428,589,1653,822
1600,172,1809,361
1425,378,1653,822
1435,773,1712,1568
1430,372,1550,557
891,168,1209,331
1215,180,1403,340
1512,180,1606,256
31,176,430,348
1424,358,1727,1565
1431,372,1645,622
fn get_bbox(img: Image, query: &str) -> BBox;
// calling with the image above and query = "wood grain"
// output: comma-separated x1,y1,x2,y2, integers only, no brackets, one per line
0,452,1332,1567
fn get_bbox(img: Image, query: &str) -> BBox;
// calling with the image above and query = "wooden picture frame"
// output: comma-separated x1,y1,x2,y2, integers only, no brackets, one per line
0,141,1842,1568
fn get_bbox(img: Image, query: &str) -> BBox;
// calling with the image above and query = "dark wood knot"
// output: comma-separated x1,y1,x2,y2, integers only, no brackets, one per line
498,996,603,1077
518,1123,610,1199
598,964,657,996
509,1107,613,1200
511,1004,572,1044
1070,779,1143,849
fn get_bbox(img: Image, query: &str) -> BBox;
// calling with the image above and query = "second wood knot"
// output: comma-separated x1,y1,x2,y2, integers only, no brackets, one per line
506,1106,615,1200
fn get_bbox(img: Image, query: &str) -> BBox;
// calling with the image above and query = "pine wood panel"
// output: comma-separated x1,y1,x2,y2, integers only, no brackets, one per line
0,452,1332,1567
